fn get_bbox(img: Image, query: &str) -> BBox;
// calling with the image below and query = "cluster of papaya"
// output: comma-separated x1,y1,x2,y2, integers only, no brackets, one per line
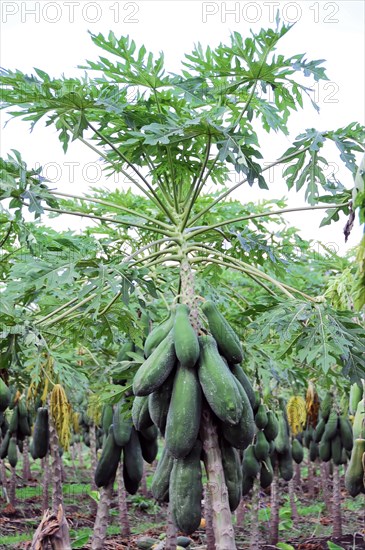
94,401,158,494
346,381,365,497
0,379,33,467
130,300,261,534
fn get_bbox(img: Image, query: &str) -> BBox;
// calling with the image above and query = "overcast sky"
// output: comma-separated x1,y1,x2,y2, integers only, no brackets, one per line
1,1,364,254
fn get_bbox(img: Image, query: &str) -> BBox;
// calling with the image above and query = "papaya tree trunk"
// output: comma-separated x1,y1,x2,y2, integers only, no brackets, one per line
270,466,280,545
288,478,299,522
249,476,261,550
0,459,9,503
90,424,97,491
293,462,301,488
71,443,77,478
42,453,50,512
9,465,16,507
91,478,114,550
140,467,148,497
200,408,236,550
204,482,216,550
117,464,130,537
165,501,177,550
22,438,31,481
77,441,84,469
49,418,64,512
235,498,246,527
320,461,331,510
332,463,342,538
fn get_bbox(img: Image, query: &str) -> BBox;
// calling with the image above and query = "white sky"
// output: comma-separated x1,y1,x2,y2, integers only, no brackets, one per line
1,1,364,255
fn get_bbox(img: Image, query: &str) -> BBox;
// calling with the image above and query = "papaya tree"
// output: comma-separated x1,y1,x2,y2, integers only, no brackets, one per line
1,20,365,549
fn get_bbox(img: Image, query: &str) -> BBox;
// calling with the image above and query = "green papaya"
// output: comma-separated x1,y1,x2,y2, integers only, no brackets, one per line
0,429,10,459
275,411,290,454
345,438,365,497
264,411,279,441
170,441,203,535
132,395,153,431
349,382,363,415
7,436,18,467
165,364,201,459
230,364,256,411
0,378,11,412
198,335,242,425
292,438,304,464
278,448,293,481
313,418,326,443
139,425,158,442
123,427,144,495
201,301,243,364
322,410,338,441
112,401,133,447
101,404,113,433
148,371,174,435
254,430,270,461
144,309,175,358
9,406,18,434
331,434,342,466
303,426,314,448
242,471,254,495
319,439,331,462
220,438,242,512
260,459,274,489
138,431,158,464
252,391,261,414
32,407,49,459
255,404,268,430
220,376,254,450
321,392,333,421
339,416,353,451
151,445,174,502
309,441,319,462
242,444,260,478
173,304,199,369
353,399,365,440
133,332,176,397
94,425,122,488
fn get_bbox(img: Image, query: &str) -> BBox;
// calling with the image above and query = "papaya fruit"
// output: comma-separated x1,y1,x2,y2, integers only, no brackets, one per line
138,430,158,464
132,395,153,431
349,382,363,415
230,364,256,411
139,425,158,442
331,434,342,466
0,378,11,412
0,429,10,459
353,398,365,440
322,410,338,441
151,445,174,502
112,401,133,447
339,416,353,451
148,371,174,435
201,301,243,364
255,404,268,430
176,537,193,548
144,309,175,358
94,425,122,488
260,459,274,489
303,426,314,448
9,406,18,434
123,427,144,494
313,417,326,443
254,430,270,461
198,335,242,425
242,471,254,495
345,438,365,497
136,537,158,550
321,392,333,422
133,332,176,397
319,439,331,462
264,411,279,442
32,407,49,459
309,441,319,462
242,444,260,478
220,438,242,512
220,376,254,450
101,404,113,433
170,441,203,535
292,438,304,464
173,304,199,369
275,411,290,454
165,364,201,459
278,448,293,481
252,391,261,414
7,436,18,467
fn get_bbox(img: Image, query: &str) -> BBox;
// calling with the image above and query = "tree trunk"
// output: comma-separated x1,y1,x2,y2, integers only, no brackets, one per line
204,482,216,550
249,476,261,550
90,424,97,491
9,466,16,507
270,466,280,545
77,441,84,469
235,499,246,527
118,464,130,537
42,454,50,512
22,438,31,481
31,505,71,550
320,461,331,510
91,478,114,550
0,459,9,503
140,467,148,497
293,462,301,488
332,463,342,538
288,478,299,522
165,501,177,550
49,419,64,513
71,443,77,478
307,458,316,498
200,408,236,550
